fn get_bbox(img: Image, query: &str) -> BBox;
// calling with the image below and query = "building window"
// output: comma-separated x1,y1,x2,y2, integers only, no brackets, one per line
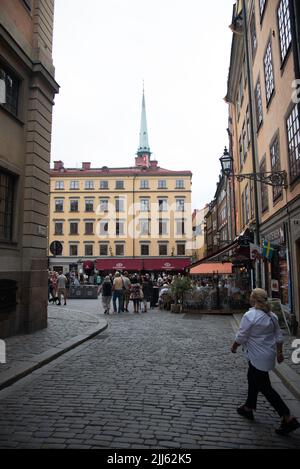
278,0,292,64
115,180,124,190
140,198,150,212
286,105,300,181
99,221,109,235
70,222,78,235
140,219,150,236
175,179,185,189
264,41,275,105
70,199,79,212
22,0,32,10
176,199,185,212
69,245,78,256
85,180,94,190
100,180,108,190
270,135,283,201
159,219,168,236
255,78,263,129
70,180,79,190
176,219,185,236
159,244,168,256
260,158,269,212
246,107,251,147
99,244,108,256
239,136,243,169
177,244,186,256
55,181,64,190
259,0,267,18
55,199,64,212
85,199,94,212
115,197,125,213
116,220,125,236
250,12,257,59
115,244,124,256
85,244,93,256
140,180,149,189
158,198,168,212
54,222,63,235
242,122,247,160
85,222,94,235
0,169,15,241
0,65,19,116
158,180,167,189
99,198,109,212
141,244,150,256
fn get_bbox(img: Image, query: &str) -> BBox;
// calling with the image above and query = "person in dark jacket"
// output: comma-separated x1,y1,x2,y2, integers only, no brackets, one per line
101,276,112,314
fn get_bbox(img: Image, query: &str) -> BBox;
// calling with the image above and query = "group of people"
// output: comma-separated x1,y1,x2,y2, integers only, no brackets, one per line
48,270,68,305
99,271,154,315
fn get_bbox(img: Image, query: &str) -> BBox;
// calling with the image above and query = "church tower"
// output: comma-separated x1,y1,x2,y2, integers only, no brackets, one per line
135,87,152,168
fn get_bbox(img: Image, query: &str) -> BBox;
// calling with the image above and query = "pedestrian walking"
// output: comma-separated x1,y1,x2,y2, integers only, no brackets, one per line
130,276,142,313
101,276,112,315
231,288,300,436
57,271,68,306
112,272,124,314
122,271,131,312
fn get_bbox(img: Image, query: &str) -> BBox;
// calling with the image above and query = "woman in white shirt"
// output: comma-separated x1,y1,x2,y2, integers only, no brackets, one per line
231,288,300,436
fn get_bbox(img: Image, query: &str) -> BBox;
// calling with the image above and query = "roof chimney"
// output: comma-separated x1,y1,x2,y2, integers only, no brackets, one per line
53,161,64,171
82,162,91,170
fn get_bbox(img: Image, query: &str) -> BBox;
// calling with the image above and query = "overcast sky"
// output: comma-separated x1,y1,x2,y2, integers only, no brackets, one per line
52,0,234,209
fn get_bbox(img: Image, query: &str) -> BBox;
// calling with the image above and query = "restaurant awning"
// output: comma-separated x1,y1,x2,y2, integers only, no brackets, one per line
190,262,233,275
96,259,143,271
95,258,191,272
143,258,190,271
83,260,94,271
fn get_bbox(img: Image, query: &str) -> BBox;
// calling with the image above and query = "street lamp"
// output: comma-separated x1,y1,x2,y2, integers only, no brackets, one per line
220,147,288,188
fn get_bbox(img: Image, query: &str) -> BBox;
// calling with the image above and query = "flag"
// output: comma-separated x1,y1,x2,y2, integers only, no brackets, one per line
262,240,275,261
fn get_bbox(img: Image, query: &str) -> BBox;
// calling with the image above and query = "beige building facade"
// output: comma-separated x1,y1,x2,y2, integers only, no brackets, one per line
0,0,59,337
49,160,193,274
49,91,192,274
226,0,300,330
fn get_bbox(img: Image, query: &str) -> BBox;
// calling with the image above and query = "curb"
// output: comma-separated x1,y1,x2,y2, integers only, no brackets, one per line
0,320,108,391
232,314,300,401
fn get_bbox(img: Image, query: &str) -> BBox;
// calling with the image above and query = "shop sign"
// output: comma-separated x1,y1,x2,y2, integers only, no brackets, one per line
263,226,285,245
271,279,279,292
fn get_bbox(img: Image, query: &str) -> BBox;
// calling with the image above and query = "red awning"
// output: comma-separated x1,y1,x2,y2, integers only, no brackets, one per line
83,260,94,270
190,263,233,275
143,258,190,271
96,259,143,271
95,258,190,272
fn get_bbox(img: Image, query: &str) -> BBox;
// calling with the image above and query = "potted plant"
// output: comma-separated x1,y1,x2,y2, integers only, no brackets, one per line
170,276,191,313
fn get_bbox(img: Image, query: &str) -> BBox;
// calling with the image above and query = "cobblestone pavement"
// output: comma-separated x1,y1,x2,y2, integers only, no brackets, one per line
0,301,101,374
0,309,299,449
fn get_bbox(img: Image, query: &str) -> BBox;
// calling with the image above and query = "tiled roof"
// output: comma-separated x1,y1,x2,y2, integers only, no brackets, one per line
50,166,192,177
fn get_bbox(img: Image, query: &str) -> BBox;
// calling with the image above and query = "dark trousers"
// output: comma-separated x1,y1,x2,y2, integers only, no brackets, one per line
245,362,290,417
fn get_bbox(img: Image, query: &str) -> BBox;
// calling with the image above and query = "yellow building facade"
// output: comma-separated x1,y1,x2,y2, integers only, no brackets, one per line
49,93,193,274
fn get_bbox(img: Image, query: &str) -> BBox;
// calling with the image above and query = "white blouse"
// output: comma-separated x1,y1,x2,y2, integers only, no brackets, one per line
235,307,283,372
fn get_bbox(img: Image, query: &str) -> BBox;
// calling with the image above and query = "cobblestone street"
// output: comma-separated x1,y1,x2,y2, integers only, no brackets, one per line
0,306,299,449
